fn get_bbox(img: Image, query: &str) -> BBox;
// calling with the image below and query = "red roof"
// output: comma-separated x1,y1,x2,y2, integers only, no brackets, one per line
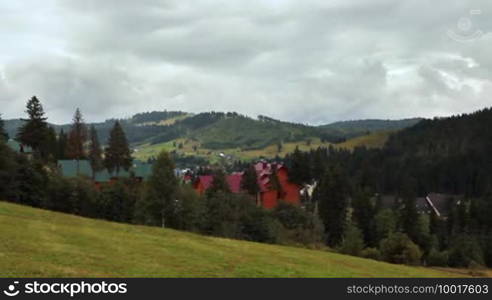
196,173,243,194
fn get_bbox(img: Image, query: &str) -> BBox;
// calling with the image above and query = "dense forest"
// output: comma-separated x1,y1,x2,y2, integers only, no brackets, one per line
285,108,492,268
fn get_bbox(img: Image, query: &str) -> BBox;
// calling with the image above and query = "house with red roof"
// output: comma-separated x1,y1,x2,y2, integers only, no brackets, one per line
192,162,301,209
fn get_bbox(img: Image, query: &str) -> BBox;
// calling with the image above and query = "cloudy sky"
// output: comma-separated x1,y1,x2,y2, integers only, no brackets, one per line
1,0,491,124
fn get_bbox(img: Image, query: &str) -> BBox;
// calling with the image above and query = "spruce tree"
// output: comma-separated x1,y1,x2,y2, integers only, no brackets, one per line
241,165,260,203
66,108,88,173
43,126,58,161
88,125,103,179
0,114,8,141
16,96,49,156
57,129,68,159
104,121,132,175
315,165,351,246
136,151,177,227
207,168,230,197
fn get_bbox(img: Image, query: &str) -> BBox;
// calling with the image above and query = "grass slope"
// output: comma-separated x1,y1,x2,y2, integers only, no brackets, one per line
0,201,468,278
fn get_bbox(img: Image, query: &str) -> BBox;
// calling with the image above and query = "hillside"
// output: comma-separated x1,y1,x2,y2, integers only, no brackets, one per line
320,118,422,136
4,111,420,162
0,201,467,278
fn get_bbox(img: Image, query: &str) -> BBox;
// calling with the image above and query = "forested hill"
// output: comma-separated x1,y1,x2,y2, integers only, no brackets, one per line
4,111,420,150
320,118,422,136
385,108,492,157
288,107,492,199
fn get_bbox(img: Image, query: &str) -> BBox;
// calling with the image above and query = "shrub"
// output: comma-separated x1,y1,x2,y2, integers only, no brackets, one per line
361,247,382,261
448,235,485,268
273,202,325,246
426,248,449,267
379,233,422,265
338,224,365,256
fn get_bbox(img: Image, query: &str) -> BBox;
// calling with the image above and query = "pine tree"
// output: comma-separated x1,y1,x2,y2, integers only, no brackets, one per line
207,168,230,197
57,129,68,159
104,121,132,175
241,165,260,203
0,114,8,141
43,126,58,161
315,165,351,246
88,125,103,179
16,96,49,156
136,151,178,227
66,108,88,173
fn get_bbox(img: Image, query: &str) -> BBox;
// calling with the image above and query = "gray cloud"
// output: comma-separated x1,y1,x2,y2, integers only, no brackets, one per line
0,0,491,124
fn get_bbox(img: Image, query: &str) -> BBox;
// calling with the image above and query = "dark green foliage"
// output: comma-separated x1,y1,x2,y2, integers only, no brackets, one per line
170,185,206,232
16,96,49,157
88,125,104,178
315,165,351,246
351,188,375,245
206,168,230,197
66,108,88,166
104,121,133,175
138,151,177,227
288,147,311,185
57,129,68,159
241,165,260,198
99,180,137,223
380,233,422,265
272,202,325,246
339,224,365,256
448,235,485,267
361,248,382,261
374,209,397,243
427,249,449,267
0,114,8,141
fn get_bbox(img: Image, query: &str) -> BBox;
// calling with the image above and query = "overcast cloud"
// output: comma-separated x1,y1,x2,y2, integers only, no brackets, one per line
1,0,491,124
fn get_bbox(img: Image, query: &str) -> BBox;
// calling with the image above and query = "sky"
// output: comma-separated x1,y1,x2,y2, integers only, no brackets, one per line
1,0,492,125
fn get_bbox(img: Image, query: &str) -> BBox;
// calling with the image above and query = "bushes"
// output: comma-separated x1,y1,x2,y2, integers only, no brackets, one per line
380,233,422,265
448,235,485,268
427,249,449,267
272,202,325,246
338,224,365,256
361,248,382,261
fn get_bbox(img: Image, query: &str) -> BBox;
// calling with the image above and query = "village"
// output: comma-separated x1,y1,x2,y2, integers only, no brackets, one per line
6,136,461,218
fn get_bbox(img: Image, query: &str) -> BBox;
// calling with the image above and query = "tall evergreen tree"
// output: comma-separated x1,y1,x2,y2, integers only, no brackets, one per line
241,165,260,203
66,108,88,173
88,125,103,179
315,165,351,246
0,114,8,141
43,126,58,161
207,168,230,197
16,96,49,156
57,129,68,159
104,121,132,175
136,151,177,227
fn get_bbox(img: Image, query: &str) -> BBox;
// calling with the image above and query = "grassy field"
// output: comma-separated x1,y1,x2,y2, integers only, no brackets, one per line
0,201,478,278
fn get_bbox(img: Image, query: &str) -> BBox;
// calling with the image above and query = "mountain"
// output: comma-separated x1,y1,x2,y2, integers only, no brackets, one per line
0,201,465,277
4,110,422,161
